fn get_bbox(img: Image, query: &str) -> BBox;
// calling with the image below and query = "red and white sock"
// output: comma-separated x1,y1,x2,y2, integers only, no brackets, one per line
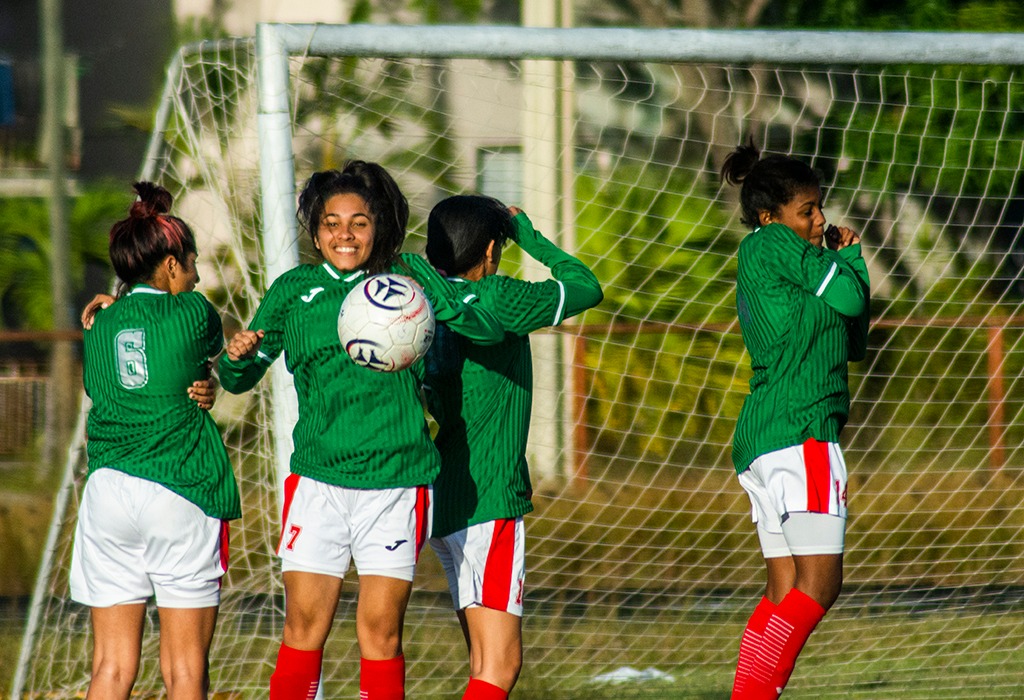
269,644,322,700
731,596,777,699
747,589,827,699
462,677,509,700
359,655,405,700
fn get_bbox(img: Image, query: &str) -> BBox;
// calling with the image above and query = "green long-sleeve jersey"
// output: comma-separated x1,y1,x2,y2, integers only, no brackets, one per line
83,286,240,519
732,223,870,474
219,252,503,489
425,212,604,537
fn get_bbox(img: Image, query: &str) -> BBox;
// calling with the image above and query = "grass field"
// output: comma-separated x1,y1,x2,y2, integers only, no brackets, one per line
7,461,1024,698
7,603,1024,698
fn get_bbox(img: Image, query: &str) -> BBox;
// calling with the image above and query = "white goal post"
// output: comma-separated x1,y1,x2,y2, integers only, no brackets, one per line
15,23,1024,699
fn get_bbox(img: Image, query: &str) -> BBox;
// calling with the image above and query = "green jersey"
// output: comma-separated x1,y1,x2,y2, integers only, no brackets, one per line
732,223,870,474
425,212,603,538
219,252,503,489
82,286,240,519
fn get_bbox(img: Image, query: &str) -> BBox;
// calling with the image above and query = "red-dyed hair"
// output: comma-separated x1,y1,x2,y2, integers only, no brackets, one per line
108,182,197,295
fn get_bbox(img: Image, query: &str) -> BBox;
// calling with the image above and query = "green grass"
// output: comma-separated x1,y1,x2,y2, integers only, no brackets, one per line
1,617,24,699
8,605,1024,699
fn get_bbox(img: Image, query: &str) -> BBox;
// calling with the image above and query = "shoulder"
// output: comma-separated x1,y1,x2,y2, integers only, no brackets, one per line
744,223,801,248
174,290,215,310
395,252,431,276
275,263,323,284
263,264,327,297
474,273,534,298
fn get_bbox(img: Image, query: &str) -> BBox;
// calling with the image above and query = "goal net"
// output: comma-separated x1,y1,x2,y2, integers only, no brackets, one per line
15,24,1024,699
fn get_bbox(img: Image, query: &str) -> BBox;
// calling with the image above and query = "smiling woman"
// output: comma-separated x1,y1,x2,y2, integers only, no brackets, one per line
314,193,375,271
217,161,504,700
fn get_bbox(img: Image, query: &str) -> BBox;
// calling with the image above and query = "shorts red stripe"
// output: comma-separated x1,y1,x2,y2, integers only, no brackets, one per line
413,486,430,562
278,473,301,554
218,520,231,589
482,519,515,611
219,520,231,571
803,439,830,513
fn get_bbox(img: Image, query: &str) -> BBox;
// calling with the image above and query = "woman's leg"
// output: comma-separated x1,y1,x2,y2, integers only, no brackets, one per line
356,574,413,700
270,570,343,700
86,603,146,700
157,605,218,700
460,606,522,699
743,553,842,699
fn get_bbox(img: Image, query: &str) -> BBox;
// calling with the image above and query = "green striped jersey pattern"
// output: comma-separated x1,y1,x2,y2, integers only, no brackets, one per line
732,223,870,474
425,236,602,538
218,254,442,490
83,286,240,519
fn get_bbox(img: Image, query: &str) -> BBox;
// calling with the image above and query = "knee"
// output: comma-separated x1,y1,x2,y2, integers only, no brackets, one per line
161,659,209,698
470,639,522,691
800,571,843,610
357,617,402,658
91,655,140,695
283,609,334,650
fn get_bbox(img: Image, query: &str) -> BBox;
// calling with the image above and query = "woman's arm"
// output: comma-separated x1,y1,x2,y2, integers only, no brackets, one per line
508,210,603,321
402,254,505,344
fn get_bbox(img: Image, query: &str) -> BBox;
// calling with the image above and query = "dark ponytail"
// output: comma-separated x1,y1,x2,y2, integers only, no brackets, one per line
721,137,822,229
108,182,196,295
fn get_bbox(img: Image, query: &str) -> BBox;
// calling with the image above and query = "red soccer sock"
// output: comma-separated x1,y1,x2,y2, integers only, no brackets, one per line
462,677,509,700
731,596,778,699
269,644,322,700
746,589,827,699
359,655,405,700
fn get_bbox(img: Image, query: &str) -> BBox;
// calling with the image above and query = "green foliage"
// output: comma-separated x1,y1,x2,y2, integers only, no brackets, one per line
764,0,1023,30
0,184,121,330
571,165,747,468
577,166,739,326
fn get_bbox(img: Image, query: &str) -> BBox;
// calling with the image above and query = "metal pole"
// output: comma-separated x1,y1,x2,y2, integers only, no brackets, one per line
41,0,74,476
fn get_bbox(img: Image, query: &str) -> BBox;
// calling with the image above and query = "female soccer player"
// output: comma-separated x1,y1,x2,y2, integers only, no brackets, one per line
720,140,870,699
71,182,239,700
422,195,603,700
217,162,503,700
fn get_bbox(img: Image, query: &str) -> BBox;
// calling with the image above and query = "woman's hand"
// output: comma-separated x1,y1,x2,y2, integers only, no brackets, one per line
81,293,116,330
226,329,265,361
188,377,217,410
827,225,861,251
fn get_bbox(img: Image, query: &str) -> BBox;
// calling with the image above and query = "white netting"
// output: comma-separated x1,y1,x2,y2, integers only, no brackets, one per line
16,29,1024,699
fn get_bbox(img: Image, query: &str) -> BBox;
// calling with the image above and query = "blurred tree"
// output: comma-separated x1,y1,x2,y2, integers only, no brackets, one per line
0,185,119,331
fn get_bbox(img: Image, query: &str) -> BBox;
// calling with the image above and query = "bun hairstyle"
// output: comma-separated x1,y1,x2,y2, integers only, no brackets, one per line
108,181,197,295
426,195,513,277
297,161,409,275
720,136,822,229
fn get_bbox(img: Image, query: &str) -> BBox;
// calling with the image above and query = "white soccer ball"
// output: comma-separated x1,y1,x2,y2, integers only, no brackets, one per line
338,273,436,372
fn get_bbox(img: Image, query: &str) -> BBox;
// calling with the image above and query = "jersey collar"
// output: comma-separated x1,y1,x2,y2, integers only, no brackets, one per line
321,261,366,283
127,284,167,296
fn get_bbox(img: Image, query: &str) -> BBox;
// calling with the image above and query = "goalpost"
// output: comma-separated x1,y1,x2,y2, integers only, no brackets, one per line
15,23,1024,699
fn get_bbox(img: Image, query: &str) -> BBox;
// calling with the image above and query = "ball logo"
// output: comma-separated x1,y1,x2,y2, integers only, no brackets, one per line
345,339,391,371
338,273,436,372
364,275,416,309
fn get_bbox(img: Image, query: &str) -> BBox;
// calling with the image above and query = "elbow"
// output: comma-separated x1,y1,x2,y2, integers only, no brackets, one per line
835,293,866,319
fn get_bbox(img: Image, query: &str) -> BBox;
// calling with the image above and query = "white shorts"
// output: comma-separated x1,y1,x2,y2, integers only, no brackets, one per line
738,439,848,558
430,517,526,616
69,468,229,609
278,474,431,582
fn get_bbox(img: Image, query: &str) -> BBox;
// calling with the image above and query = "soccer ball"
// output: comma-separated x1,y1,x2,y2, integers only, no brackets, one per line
338,273,436,372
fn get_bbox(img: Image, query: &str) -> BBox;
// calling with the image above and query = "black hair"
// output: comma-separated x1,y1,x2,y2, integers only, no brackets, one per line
426,195,513,276
296,160,409,274
108,181,197,295
720,137,822,228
